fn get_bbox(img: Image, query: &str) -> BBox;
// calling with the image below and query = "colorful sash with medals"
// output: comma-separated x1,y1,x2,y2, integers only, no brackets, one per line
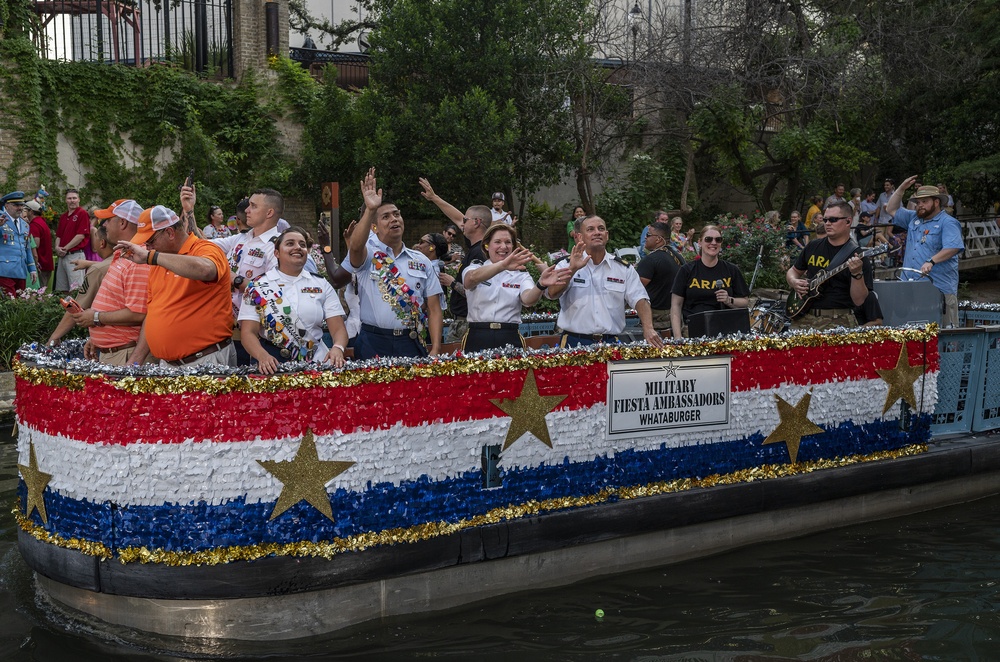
245,278,316,361
371,250,429,349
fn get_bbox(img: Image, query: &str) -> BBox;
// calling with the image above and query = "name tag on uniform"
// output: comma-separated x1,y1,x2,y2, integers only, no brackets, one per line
573,277,586,284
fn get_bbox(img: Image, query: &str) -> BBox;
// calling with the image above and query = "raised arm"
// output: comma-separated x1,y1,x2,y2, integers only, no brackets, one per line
886,175,917,217
349,168,381,269
544,243,589,299
419,178,464,225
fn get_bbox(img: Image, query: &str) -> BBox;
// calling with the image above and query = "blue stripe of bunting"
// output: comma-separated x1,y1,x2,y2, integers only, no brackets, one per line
20,415,931,554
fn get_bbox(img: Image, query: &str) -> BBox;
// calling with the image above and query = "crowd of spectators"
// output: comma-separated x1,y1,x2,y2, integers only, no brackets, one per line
1,171,966,371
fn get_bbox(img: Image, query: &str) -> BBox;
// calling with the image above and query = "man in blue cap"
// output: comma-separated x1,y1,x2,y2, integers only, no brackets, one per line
0,191,39,296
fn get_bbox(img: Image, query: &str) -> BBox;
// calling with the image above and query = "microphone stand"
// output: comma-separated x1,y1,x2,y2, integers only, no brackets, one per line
748,243,765,306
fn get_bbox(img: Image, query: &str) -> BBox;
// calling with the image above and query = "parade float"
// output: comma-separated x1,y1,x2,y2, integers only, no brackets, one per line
11,322,1000,641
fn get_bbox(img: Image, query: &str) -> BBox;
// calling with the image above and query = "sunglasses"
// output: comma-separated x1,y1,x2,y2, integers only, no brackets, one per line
702,236,723,244
823,216,851,224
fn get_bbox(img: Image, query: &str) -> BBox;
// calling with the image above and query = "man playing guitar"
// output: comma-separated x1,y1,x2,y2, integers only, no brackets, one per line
786,201,872,331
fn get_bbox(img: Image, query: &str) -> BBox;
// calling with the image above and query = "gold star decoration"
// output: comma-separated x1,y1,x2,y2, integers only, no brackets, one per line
490,368,568,450
257,429,354,522
762,391,825,464
876,344,926,414
18,440,52,524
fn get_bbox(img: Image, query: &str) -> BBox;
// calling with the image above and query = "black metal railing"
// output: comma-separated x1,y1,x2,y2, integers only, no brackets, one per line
31,0,233,77
289,47,370,89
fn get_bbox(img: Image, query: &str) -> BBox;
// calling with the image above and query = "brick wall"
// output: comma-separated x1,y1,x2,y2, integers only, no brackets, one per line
233,0,290,82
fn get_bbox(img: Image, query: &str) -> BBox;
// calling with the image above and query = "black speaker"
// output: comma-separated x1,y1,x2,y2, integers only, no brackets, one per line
872,281,942,326
687,309,751,337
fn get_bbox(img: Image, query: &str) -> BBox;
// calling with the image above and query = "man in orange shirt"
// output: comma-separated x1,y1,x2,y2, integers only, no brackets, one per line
116,186,235,366
64,199,153,365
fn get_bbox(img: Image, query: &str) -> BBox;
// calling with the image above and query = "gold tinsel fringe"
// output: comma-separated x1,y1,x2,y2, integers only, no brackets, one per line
13,326,938,395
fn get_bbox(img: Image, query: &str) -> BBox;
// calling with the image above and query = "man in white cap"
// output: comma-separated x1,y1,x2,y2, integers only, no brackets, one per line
490,191,516,225
116,186,236,367
0,191,38,296
885,176,964,327
56,200,153,365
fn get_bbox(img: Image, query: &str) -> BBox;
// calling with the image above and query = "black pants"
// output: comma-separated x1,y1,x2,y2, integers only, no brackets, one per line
463,327,524,352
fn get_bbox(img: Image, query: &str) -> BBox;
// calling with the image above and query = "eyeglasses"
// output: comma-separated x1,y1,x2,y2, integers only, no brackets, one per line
416,237,432,245
702,236,723,244
147,226,173,245
822,216,851,224
648,233,668,242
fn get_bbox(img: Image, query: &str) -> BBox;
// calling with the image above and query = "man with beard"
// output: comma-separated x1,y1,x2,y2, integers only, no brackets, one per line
347,168,444,359
885,176,964,327
545,215,663,349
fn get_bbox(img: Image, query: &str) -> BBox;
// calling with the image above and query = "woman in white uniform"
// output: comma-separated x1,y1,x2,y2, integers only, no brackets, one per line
462,223,569,351
239,226,350,374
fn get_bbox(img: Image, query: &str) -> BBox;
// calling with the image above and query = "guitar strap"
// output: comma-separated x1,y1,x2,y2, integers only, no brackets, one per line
827,238,859,272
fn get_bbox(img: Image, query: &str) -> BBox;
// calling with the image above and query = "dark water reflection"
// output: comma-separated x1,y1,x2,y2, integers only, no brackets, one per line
3,423,1000,660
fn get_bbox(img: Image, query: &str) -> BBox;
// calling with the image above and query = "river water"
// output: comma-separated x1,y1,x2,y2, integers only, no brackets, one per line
3,422,999,661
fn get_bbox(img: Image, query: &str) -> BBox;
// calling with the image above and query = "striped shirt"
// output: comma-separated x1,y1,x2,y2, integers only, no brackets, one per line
89,251,150,348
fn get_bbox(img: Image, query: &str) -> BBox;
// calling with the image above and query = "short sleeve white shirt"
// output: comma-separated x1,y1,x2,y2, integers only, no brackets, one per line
551,252,648,335
347,236,444,329
214,226,279,314
238,268,345,362
464,261,537,324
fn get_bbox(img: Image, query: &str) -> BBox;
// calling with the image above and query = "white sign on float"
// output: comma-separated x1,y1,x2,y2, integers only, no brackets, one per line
606,357,732,438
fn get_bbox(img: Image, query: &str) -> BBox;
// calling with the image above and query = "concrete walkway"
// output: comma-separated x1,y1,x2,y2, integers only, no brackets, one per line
0,372,14,420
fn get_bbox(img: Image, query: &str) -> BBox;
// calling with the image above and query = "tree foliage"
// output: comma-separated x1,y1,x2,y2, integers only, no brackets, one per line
358,0,592,217
631,0,977,216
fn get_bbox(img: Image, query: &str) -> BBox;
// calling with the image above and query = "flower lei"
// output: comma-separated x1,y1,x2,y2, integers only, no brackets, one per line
245,278,315,361
371,250,429,350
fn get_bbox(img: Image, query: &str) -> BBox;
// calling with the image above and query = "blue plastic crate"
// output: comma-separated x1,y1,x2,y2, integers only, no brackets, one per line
961,309,1000,326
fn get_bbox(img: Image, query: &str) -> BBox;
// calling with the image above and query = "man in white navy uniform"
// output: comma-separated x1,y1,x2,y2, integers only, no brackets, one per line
346,168,444,359
544,215,664,349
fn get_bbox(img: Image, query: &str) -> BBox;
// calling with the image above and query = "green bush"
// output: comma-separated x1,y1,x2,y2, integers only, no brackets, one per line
712,212,793,291
595,153,684,250
0,291,82,371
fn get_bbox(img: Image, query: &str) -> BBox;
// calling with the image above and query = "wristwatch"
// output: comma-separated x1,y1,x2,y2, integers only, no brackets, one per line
323,245,333,254
93,311,103,327
926,258,936,265
232,276,245,289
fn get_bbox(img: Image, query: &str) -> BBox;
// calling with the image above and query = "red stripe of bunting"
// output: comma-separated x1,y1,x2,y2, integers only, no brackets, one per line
16,340,936,445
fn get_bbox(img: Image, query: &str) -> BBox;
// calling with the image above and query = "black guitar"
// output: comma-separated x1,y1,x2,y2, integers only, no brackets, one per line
786,244,891,319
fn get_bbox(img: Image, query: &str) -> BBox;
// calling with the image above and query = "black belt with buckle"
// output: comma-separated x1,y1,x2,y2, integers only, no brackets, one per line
166,338,233,366
468,322,518,330
361,323,417,339
565,332,618,343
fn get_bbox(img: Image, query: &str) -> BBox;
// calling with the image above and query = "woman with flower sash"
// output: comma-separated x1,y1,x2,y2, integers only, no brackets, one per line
238,226,349,374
